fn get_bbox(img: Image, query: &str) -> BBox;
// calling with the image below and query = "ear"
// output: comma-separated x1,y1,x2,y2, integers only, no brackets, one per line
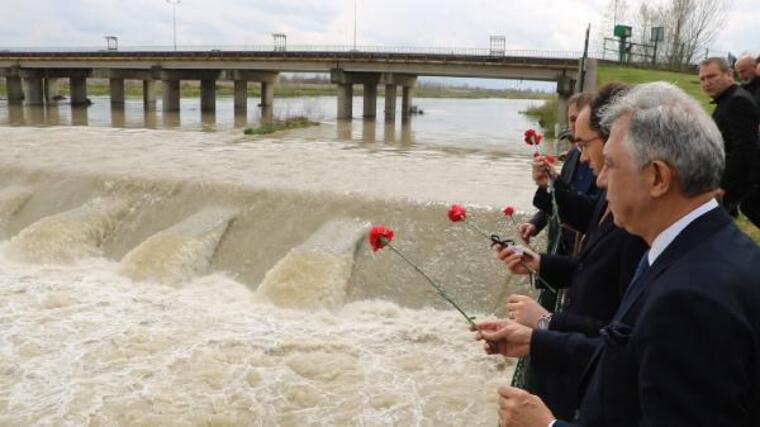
649,160,673,198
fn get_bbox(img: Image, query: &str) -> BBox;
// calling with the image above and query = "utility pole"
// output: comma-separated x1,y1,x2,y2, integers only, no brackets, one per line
353,0,357,50
166,0,181,51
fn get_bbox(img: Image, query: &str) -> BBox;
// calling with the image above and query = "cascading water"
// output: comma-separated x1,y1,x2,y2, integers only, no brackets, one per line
0,125,542,425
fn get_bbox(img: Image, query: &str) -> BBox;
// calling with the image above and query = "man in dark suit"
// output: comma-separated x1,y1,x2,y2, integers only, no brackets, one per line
519,92,598,255
501,84,648,420
478,82,760,426
699,57,760,227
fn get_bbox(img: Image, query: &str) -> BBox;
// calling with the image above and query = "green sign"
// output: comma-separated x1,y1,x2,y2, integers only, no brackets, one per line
651,26,665,42
614,25,632,38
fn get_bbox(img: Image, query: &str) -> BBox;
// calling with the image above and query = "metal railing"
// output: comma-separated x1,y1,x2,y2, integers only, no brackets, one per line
0,43,595,59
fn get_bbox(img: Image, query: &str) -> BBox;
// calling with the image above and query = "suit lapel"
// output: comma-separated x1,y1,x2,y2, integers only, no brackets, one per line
613,207,732,321
577,207,733,394
575,191,609,257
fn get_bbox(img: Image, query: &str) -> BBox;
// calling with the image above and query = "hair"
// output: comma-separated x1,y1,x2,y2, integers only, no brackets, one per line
589,82,631,140
600,82,725,197
699,57,732,73
569,92,593,110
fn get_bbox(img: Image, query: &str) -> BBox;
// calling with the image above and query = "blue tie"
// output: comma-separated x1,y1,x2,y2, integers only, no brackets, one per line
622,250,650,302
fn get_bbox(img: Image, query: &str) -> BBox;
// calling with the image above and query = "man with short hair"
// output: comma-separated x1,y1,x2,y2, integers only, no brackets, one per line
699,57,760,227
518,92,597,253
477,82,760,426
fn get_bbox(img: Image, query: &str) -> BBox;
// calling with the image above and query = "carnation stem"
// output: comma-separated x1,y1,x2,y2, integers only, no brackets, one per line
386,243,477,328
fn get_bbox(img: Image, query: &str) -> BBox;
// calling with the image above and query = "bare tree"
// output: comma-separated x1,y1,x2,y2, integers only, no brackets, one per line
663,0,729,67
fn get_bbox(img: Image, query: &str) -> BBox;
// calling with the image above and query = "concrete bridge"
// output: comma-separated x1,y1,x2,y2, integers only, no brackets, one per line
0,50,597,125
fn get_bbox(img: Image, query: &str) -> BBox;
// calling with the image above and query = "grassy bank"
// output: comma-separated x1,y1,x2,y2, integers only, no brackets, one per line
243,116,317,135
522,99,558,138
598,65,758,243
0,80,551,100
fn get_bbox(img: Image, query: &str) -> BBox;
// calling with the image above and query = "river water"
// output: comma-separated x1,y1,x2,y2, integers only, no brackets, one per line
0,95,555,425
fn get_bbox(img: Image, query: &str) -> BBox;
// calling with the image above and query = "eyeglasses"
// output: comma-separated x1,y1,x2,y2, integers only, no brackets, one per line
576,136,605,153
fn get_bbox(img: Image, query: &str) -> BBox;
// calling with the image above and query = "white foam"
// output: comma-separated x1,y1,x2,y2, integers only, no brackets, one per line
255,218,368,309
0,253,513,426
4,197,130,264
0,185,32,229
119,206,237,286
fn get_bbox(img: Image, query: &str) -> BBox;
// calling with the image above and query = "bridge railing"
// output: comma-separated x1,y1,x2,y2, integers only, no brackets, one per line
0,44,602,59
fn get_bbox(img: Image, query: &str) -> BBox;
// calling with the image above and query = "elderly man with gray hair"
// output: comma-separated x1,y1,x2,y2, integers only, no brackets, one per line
477,82,760,427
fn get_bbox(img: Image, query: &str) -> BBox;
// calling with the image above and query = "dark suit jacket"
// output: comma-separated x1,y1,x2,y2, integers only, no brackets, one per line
551,207,760,426
712,85,760,206
529,147,598,242
742,77,760,108
534,168,598,235
528,191,648,419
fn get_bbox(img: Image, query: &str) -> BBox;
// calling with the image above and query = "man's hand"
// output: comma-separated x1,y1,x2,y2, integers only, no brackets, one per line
496,245,541,275
518,223,538,244
506,294,549,329
497,386,556,427
531,156,558,188
475,319,533,358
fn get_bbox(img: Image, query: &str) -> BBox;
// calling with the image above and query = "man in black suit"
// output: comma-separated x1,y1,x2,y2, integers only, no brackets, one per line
478,82,760,426
501,84,647,420
519,92,598,254
699,57,760,227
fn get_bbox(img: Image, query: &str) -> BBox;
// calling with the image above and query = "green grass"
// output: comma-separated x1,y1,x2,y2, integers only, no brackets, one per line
522,99,558,138
597,64,713,112
0,81,551,100
243,116,317,135
598,64,758,243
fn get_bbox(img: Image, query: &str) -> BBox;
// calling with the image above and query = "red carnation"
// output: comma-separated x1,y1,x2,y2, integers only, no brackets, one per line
502,206,515,217
448,204,467,222
545,155,556,165
523,129,543,146
368,225,394,252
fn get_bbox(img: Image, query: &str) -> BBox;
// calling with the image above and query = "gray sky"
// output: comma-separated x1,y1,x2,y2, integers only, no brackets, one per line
2,0,757,54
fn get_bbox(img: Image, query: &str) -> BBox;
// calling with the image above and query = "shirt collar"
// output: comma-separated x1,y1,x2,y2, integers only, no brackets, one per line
648,198,719,265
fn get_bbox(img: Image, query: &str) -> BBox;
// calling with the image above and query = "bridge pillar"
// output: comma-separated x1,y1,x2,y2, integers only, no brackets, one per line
110,78,125,105
337,84,353,119
384,84,397,122
143,80,157,110
363,83,377,118
70,77,88,106
556,75,575,131
401,86,413,122
260,81,274,108
234,80,247,114
6,76,24,105
162,79,180,112
23,78,44,105
43,78,59,103
201,79,216,112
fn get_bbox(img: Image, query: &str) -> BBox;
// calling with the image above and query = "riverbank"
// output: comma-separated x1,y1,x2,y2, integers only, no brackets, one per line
0,79,552,100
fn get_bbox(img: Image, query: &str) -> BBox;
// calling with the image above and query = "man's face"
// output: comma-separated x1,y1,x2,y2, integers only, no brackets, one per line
567,103,580,139
597,115,651,235
575,106,605,177
735,58,757,82
699,62,734,98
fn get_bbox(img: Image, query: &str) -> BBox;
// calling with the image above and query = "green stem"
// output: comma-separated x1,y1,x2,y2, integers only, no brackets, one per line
386,243,476,328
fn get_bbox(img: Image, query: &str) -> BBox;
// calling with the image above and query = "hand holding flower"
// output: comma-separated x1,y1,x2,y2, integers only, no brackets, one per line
496,245,540,275
475,318,533,358
517,223,537,244
505,294,550,329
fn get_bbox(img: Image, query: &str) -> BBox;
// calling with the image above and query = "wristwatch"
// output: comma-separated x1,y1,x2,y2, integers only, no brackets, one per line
537,313,553,330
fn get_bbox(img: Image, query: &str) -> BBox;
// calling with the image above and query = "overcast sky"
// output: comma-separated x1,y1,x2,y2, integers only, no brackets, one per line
2,0,757,53
2,1,757,90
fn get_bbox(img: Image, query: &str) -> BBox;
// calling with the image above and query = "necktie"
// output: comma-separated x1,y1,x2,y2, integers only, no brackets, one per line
623,250,651,301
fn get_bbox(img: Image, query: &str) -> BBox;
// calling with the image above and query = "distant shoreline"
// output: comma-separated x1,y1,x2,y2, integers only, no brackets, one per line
0,79,553,101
